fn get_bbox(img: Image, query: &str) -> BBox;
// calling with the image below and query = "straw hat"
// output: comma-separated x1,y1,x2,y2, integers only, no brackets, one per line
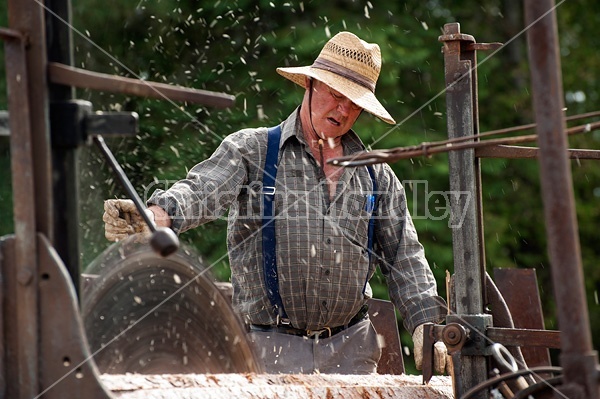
277,31,395,124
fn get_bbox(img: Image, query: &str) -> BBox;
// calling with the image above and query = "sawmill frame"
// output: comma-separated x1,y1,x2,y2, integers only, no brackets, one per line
0,0,598,398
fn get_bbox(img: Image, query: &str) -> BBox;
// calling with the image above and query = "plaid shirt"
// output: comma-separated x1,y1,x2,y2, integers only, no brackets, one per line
148,108,446,333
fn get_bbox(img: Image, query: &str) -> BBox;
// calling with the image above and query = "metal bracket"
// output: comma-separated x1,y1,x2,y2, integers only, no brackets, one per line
38,234,115,398
0,26,27,43
422,317,561,385
422,322,472,384
447,314,493,356
2,234,114,398
50,100,138,149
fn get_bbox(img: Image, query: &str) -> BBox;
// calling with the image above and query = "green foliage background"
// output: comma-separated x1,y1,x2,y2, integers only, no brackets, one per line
1,0,599,373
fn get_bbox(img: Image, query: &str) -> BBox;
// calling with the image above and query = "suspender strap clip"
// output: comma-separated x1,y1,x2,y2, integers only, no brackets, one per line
262,186,276,196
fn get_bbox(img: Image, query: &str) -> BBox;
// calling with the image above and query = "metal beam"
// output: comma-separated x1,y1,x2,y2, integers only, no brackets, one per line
1,110,141,138
438,23,488,399
524,1,600,398
47,0,83,295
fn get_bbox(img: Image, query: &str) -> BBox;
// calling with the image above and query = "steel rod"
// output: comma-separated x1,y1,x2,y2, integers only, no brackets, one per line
525,0,599,397
93,136,155,230
475,144,600,159
93,136,179,257
461,367,563,399
330,120,600,166
473,109,600,139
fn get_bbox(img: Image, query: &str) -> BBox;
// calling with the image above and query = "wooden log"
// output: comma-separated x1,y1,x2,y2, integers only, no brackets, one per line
102,373,454,399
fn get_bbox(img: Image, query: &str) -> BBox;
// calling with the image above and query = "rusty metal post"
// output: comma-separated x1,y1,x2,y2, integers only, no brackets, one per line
2,24,40,399
8,0,54,241
524,1,600,398
3,4,57,397
438,23,489,399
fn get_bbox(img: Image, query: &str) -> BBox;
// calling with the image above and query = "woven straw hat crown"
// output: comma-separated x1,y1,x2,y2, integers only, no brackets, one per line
277,32,395,124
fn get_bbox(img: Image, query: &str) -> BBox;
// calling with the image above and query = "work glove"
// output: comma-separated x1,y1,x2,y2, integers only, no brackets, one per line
103,199,154,242
412,323,449,375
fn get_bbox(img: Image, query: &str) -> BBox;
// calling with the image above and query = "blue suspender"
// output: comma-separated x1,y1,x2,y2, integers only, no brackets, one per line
366,166,378,261
262,125,288,322
261,125,378,323
364,165,378,294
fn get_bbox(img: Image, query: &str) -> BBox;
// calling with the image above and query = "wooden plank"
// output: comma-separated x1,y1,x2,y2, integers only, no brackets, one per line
48,62,235,108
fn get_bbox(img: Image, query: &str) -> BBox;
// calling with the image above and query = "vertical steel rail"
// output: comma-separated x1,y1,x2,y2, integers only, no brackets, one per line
2,27,39,399
439,23,489,399
524,1,600,398
460,36,488,300
47,0,82,295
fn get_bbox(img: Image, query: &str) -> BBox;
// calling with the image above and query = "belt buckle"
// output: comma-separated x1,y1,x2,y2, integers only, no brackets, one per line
276,314,291,326
307,327,332,341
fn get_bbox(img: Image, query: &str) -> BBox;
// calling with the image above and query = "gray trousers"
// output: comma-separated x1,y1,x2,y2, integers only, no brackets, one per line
247,318,381,374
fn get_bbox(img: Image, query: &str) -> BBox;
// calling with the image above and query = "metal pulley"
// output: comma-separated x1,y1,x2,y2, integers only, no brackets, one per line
441,323,469,354
81,236,262,374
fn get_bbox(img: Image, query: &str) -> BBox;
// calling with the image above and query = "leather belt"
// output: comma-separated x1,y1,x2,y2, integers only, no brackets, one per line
250,304,369,339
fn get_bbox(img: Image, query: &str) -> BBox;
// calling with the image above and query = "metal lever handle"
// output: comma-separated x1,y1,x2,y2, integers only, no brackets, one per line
93,135,179,257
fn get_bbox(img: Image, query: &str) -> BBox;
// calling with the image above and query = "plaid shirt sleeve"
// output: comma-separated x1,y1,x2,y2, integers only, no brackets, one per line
147,128,259,233
374,164,447,334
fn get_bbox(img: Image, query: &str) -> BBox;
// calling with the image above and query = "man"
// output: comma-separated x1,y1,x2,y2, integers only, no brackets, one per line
104,31,448,374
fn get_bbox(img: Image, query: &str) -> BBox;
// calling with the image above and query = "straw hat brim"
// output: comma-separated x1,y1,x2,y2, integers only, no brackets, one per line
277,66,396,125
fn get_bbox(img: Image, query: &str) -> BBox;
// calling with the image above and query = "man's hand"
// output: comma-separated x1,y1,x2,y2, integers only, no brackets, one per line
412,323,449,375
103,199,154,242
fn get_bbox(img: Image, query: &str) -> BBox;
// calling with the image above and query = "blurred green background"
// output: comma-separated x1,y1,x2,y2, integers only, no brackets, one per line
0,0,598,373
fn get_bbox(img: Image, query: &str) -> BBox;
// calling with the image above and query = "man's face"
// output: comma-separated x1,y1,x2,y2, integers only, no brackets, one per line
305,79,362,140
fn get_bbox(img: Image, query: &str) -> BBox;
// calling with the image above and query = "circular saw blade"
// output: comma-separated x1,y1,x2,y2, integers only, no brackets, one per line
81,236,261,374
